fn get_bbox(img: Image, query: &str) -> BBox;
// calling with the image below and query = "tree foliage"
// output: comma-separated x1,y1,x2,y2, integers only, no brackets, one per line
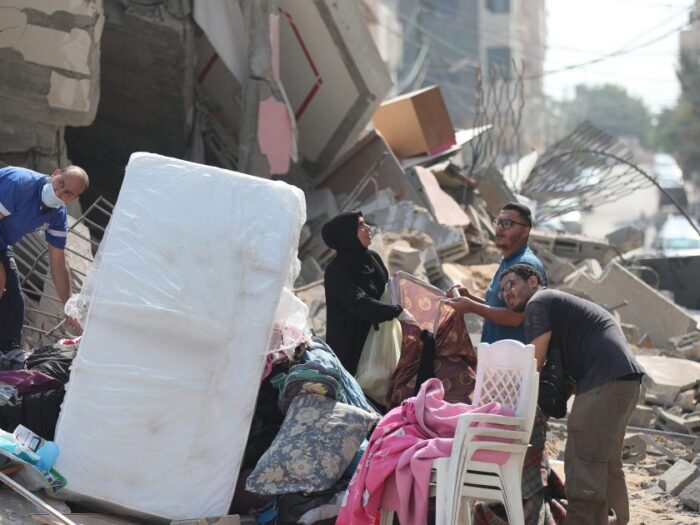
654,52,700,178
559,84,654,147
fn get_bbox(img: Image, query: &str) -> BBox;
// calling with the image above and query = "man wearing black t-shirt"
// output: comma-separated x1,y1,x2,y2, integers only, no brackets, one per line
499,264,644,525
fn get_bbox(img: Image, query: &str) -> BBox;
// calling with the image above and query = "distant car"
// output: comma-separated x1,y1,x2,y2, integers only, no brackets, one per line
652,154,687,210
652,214,700,253
653,153,683,187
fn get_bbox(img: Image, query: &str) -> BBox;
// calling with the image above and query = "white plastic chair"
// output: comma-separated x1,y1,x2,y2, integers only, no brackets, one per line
379,339,538,525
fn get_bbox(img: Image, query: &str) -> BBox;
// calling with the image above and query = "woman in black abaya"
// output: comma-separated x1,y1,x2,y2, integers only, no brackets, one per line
321,211,404,375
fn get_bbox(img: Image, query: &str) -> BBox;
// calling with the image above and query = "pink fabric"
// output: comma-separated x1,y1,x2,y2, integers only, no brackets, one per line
337,378,514,525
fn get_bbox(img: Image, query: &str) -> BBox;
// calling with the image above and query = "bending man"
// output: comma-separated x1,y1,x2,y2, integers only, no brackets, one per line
0,165,89,348
500,263,644,525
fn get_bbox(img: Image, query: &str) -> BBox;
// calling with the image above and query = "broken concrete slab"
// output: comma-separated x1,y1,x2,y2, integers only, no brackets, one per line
606,225,644,254
473,164,516,214
502,151,539,192
305,188,338,229
658,459,700,496
529,231,616,265
667,332,700,362
316,130,422,208
565,262,698,348
529,246,577,285
294,280,326,339
407,166,470,227
622,433,647,463
0,1,102,125
629,405,655,428
679,477,700,511
638,356,700,405
656,409,700,435
387,241,422,276
365,201,469,261
279,0,391,174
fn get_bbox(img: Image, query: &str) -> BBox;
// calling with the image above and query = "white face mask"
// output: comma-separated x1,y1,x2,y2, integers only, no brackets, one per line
41,182,63,208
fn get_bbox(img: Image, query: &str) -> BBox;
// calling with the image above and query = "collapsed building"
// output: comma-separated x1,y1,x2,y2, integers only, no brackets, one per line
0,0,700,523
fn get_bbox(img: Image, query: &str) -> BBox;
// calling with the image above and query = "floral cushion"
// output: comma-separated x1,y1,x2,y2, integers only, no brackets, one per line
246,393,378,495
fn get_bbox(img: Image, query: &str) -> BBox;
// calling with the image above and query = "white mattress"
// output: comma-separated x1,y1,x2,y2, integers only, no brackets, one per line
53,153,306,520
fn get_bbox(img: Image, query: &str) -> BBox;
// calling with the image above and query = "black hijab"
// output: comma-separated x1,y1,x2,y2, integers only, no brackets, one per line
322,211,384,291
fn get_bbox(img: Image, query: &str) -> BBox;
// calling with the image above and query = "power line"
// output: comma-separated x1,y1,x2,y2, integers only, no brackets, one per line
527,16,695,80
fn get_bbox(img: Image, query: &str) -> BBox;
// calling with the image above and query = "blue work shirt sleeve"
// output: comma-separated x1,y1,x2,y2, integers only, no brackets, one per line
45,208,68,249
0,168,17,216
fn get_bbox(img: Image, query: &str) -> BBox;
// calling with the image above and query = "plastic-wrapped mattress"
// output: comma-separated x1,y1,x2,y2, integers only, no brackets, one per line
53,153,306,520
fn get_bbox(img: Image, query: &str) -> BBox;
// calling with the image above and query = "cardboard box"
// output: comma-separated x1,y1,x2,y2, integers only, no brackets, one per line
372,85,456,158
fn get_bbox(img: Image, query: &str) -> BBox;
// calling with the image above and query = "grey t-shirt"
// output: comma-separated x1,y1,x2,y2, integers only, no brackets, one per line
524,289,644,394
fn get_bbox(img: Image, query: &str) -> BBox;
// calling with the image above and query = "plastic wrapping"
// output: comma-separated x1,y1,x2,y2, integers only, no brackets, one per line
53,153,306,520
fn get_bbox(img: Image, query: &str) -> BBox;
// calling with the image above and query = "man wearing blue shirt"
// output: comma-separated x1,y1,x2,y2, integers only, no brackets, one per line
447,202,547,342
447,202,549,521
0,165,89,349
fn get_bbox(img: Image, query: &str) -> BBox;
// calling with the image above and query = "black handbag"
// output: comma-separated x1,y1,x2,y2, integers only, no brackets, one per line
538,346,572,419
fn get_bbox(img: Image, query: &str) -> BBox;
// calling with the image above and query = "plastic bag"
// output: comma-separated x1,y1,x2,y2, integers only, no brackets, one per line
355,288,402,406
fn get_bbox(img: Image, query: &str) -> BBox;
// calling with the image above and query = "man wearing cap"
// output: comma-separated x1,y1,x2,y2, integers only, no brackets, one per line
0,165,89,349
447,202,547,342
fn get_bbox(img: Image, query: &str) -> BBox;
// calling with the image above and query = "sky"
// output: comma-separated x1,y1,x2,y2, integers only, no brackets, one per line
544,0,695,113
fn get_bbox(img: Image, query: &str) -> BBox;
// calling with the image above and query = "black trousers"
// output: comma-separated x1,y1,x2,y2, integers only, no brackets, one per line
0,248,24,349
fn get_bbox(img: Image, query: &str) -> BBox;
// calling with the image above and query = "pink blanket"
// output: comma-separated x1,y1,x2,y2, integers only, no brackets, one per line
337,378,514,525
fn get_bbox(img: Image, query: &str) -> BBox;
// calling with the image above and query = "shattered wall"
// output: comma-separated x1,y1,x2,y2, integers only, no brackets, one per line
0,0,104,173
66,0,194,207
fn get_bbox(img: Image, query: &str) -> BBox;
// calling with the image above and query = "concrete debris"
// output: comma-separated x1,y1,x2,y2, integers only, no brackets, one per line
372,85,455,159
358,188,397,215
238,0,295,177
529,231,616,265
296,256,324,288
620,323,641,345
473,164,516,214
627,251,700,311
638,356,700,405
656,409,700,435
408,166,471,227
316,130,422,207
364,202,469,262
305,189,339,230
0,1,103,172
529,246,577,285
629,405,655,428
565,262,698,348
679,477,700,511
605,225,644,254
638,433,680,462
622,433,647,463
666,332,700,362
658,459,700,496
294,280,326,339
441,263,499,298
387,241,423,276
279,0,392,174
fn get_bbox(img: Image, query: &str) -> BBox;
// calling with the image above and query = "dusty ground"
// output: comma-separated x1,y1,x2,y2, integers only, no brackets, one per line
547,428,699,524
